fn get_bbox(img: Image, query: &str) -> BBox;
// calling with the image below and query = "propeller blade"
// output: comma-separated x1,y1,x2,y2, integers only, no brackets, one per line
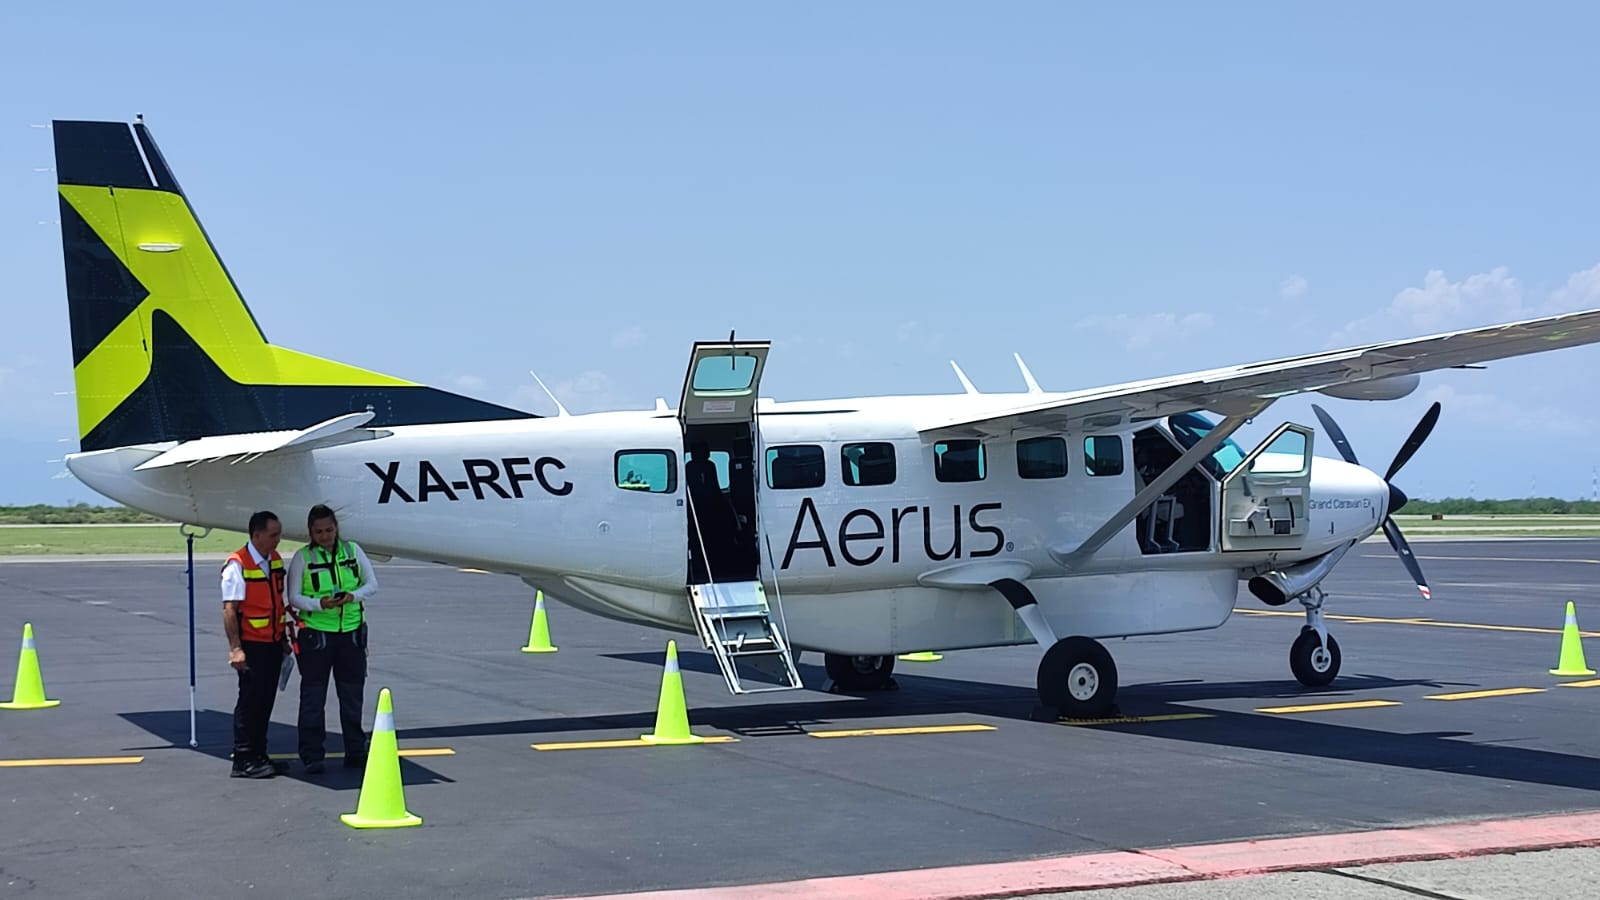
1311,404,1360,466
1384,401,1442,482
1381,516,1432,600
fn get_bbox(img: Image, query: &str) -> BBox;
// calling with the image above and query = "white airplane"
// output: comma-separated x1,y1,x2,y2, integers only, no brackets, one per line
50,118,1600,717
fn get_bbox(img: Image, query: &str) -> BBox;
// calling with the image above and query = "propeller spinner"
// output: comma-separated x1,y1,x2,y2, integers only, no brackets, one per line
1311,402,1441,600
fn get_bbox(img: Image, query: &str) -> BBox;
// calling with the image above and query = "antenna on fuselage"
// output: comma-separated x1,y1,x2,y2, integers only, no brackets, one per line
949,360,980,395
1014,353,1043,393
528,370,571,417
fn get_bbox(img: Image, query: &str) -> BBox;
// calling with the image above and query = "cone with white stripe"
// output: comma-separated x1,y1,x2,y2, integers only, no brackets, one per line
1,623,60,710
519,590,558,653
1550,601,1595,677
341,688,422,828
640,640,705,745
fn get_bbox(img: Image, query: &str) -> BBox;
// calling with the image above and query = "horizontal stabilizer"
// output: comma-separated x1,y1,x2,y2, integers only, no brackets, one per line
133,411,377,470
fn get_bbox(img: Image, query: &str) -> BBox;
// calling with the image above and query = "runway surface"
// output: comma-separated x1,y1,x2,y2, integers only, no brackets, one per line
1,539,1596,899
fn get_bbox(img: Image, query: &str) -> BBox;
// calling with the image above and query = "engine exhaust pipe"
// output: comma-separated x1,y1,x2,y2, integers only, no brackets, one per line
1248,542,1354,606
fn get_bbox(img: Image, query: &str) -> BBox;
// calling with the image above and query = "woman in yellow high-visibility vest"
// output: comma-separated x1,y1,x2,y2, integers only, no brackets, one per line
286,503,379,774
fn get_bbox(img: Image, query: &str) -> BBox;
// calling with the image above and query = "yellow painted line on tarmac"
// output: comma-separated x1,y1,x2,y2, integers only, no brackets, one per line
533,736,739,751
1256,700,1402,715
269,748,455,760
808,724,997,739
459,567,491,574
1058,713,1214,727
1233,609,1599,639
0,756,143,768
1425,687,1546,701
1558,679,1600,688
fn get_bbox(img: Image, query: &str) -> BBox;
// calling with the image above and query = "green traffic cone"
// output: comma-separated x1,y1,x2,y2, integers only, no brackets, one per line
898,651,943,662
641,641,704,745
1,623,60,710
520,591,558,653
341,688,422,828
1550,601,1596,677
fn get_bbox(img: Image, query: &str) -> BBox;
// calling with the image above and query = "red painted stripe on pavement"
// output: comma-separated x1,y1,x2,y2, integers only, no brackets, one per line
548,810,1600,900
1146,810,1600,876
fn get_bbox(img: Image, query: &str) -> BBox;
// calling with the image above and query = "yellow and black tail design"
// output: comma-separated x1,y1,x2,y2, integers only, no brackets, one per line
53,119,534,453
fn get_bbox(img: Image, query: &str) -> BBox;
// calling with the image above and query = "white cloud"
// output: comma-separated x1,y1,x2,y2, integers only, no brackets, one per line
510,369,630,414
611,326,647,350
1074,312,1215,351
1421,382,1590,438
1548,262,1600,312
1330,261,1600,349
1279,275,1309,301
894,320,944,353
451,374,487,391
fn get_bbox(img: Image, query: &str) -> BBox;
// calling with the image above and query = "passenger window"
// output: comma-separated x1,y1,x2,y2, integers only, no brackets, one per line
934,440,986,483
842,442,896,486
615,450,677,493
766,444,825,489
1084,436,1124,477
1017,436,1067,479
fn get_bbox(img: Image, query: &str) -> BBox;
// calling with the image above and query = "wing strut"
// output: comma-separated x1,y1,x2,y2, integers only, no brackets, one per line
1049,401,1271,569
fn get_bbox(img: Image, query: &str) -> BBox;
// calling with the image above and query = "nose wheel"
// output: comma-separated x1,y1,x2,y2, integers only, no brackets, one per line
1290,627,1341,686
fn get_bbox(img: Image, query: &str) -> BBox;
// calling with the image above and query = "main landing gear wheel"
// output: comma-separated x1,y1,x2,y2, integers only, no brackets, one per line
1037,636,1118,719
824,654,897,691
1290,628,1341,687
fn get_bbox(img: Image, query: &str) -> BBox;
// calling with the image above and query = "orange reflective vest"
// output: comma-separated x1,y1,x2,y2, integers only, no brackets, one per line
224,547,288,643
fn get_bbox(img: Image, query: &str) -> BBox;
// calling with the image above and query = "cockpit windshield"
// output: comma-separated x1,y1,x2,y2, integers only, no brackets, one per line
1167,412,1248,480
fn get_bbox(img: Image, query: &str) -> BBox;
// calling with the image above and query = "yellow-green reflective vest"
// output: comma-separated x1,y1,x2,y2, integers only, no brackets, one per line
298,541,364,633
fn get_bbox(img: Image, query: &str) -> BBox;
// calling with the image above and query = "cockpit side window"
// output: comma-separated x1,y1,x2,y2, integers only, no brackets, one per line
1167,412,1247,480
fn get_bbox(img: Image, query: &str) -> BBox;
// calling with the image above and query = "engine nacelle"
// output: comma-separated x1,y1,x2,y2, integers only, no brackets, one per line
1317,373,1421,402
1248,543,1353,606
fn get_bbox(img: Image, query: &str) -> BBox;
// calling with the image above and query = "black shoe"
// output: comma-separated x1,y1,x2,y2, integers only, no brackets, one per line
304,759,325,775
342,754,367,770
230,759,275,779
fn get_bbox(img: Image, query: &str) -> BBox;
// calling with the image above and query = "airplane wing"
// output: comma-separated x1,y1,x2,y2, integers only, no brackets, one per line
918,307,1600,439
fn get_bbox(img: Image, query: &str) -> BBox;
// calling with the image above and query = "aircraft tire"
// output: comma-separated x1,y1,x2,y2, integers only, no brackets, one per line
1037,636,1118,718
824,654,896,691
1290,628,1340,687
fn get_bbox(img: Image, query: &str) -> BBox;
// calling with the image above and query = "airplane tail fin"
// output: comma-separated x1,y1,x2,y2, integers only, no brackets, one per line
52,118,533,453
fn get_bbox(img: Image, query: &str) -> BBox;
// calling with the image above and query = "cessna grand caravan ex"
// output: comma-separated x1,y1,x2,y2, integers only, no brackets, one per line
51,118,1600,717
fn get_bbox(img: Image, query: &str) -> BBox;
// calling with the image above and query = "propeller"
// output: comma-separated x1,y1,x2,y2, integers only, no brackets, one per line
1311,401,1441,600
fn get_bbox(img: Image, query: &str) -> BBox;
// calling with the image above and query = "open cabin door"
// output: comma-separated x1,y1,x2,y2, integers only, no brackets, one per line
1220,423,1315,552
676,339,801,694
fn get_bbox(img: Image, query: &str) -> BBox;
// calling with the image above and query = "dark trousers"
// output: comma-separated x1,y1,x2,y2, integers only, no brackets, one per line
297,625,368,763
233,639,284,765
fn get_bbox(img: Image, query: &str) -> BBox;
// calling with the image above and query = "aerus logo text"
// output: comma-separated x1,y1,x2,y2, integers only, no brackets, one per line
366,458,571,503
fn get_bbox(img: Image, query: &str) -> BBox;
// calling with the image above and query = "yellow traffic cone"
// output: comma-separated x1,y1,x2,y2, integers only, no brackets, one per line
898,651,943,662
520,590,557,653
340,688,422,829
640,640,705,745
1550,601,1596,677
1,623,60,710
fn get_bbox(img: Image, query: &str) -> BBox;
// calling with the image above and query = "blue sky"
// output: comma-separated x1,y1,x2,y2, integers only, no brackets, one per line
3,2,1598,504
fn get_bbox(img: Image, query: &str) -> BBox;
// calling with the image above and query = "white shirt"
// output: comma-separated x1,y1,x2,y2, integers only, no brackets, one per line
220,541,272,604
286,540,379,613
